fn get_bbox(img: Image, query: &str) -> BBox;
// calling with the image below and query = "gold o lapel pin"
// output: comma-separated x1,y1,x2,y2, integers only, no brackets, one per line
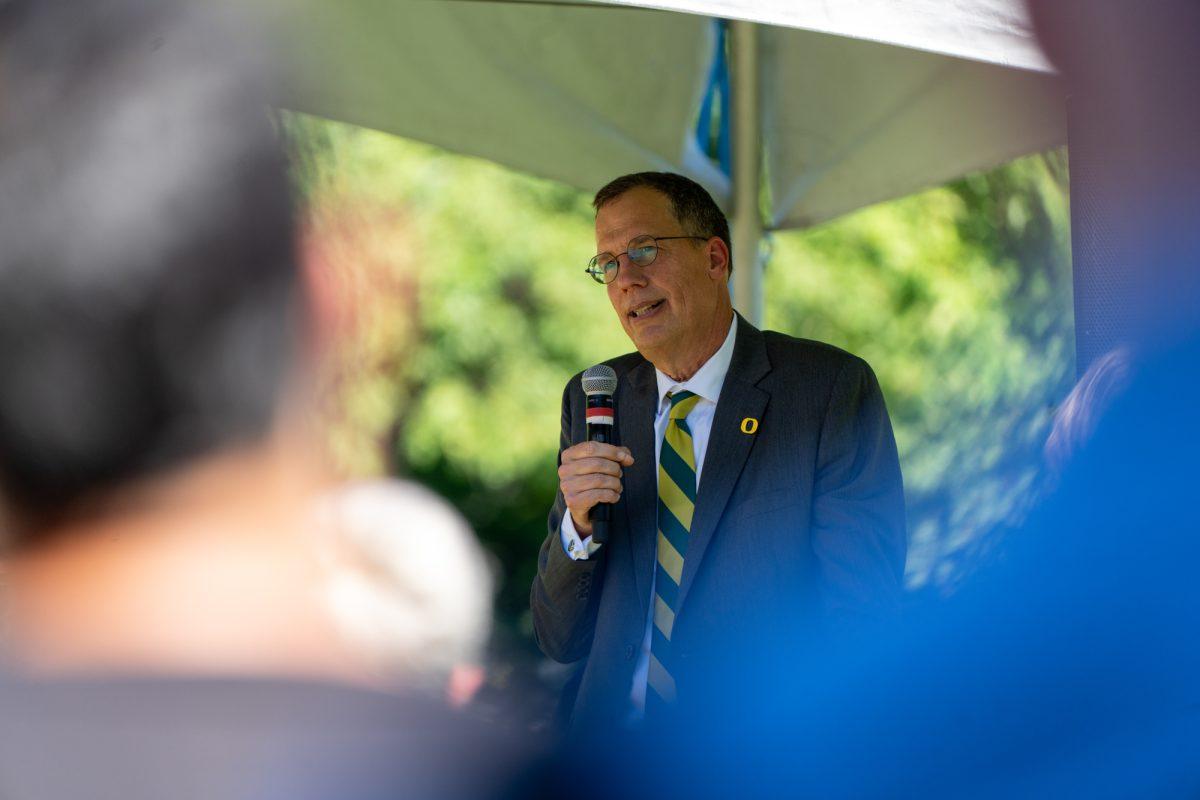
740,417,759,435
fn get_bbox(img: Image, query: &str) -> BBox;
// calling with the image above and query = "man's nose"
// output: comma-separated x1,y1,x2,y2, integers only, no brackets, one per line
613,254,648,290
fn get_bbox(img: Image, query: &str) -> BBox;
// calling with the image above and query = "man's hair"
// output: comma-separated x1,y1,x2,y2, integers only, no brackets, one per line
592,172,733,276
0,0,298,537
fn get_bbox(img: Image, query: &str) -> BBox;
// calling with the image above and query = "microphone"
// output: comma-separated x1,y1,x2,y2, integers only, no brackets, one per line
581,364,618,544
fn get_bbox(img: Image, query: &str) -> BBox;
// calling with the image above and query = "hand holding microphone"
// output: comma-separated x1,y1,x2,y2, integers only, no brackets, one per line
557,365,633,544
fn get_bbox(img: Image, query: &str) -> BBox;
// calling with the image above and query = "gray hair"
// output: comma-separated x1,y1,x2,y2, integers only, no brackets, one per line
312,480,494,690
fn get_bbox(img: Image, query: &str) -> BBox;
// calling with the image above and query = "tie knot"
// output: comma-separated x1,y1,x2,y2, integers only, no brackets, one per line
667,390,701,420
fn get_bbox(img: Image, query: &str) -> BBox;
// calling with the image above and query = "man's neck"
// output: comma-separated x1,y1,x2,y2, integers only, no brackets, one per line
655,308,735,383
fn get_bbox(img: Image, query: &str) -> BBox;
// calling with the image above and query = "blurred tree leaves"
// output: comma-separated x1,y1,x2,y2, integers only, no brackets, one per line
767,152,1072,590
285,112,1072,622
287,113,629,625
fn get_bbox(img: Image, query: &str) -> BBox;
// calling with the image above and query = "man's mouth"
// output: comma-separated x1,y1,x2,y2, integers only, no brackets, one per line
628,299,665,319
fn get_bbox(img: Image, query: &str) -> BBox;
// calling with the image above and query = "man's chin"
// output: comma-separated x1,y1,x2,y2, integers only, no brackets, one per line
624,327,673,363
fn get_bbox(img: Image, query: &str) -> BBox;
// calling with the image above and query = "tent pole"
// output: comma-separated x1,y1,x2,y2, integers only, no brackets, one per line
729,19,763,326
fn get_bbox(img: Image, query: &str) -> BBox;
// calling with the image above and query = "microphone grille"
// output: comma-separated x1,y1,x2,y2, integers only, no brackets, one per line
581,364,618,396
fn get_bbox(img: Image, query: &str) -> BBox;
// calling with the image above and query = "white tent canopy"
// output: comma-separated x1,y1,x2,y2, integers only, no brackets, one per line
597,0,1054,71
267,0,1065,320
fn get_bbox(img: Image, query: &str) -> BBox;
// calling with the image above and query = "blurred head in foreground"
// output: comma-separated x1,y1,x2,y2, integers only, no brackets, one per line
0,0,297,539
1029,0,1200,352
313,479,494,706
0,0,353,679
0,5,532,799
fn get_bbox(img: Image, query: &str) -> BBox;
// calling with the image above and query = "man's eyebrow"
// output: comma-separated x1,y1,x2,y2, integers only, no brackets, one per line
593,232,624,251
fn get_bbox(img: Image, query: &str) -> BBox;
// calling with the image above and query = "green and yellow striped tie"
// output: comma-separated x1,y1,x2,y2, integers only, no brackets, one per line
647,389,702,711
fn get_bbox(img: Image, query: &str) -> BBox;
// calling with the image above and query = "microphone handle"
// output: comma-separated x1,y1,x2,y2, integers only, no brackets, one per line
586,393,616,544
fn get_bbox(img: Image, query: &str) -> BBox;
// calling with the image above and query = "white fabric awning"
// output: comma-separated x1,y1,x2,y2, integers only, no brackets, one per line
266,0,1065,230
593,0,1054,71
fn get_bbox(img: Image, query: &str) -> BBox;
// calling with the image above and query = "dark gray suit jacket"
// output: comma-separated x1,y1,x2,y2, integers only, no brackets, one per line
531,315,906,732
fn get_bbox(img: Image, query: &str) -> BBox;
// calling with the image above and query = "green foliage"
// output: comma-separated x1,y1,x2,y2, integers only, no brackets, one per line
285,111,1072,622
286,113,630,623
767,152,1072,589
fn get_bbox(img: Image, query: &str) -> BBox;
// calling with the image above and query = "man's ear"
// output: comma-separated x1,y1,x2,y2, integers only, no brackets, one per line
707,236,731,281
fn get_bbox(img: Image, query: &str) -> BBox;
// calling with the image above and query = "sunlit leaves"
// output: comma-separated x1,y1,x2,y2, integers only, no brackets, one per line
766,152,1072,589
288,110,1072,604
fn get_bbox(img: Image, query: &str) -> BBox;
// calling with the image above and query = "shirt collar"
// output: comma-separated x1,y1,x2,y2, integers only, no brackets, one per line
654,314,738,410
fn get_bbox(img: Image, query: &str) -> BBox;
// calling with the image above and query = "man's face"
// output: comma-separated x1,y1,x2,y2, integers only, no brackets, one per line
595,187,727,366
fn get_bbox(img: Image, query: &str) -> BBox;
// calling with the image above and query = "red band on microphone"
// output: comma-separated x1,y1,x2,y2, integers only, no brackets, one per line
586,408,615,425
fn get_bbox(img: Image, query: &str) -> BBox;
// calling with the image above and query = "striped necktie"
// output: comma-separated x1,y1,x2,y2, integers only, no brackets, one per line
647,389,703,711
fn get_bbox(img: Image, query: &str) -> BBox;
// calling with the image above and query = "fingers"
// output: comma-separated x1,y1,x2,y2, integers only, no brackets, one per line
560,456,623,480
567,487,622,535
562,471,623,510
561,441,634,467
567,486,623,509
559,442,634,535
563,470,623,495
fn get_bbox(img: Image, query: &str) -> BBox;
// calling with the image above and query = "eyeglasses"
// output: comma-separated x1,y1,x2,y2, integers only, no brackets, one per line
585,234,708,284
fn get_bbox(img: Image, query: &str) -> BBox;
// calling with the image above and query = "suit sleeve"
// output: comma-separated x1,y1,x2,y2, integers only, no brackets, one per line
530,381,605,664
811,357,907,627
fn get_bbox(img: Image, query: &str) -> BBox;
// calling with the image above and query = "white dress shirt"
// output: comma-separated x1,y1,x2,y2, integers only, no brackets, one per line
559,314,738,718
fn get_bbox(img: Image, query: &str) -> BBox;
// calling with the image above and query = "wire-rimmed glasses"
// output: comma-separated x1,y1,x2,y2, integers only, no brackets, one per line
585,234,708,284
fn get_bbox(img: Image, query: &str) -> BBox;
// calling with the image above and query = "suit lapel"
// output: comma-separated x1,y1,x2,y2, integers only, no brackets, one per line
618,357,658,622
677,315,771,613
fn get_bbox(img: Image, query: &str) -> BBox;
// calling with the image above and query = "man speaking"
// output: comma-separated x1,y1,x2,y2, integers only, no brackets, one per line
531,172,906,732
